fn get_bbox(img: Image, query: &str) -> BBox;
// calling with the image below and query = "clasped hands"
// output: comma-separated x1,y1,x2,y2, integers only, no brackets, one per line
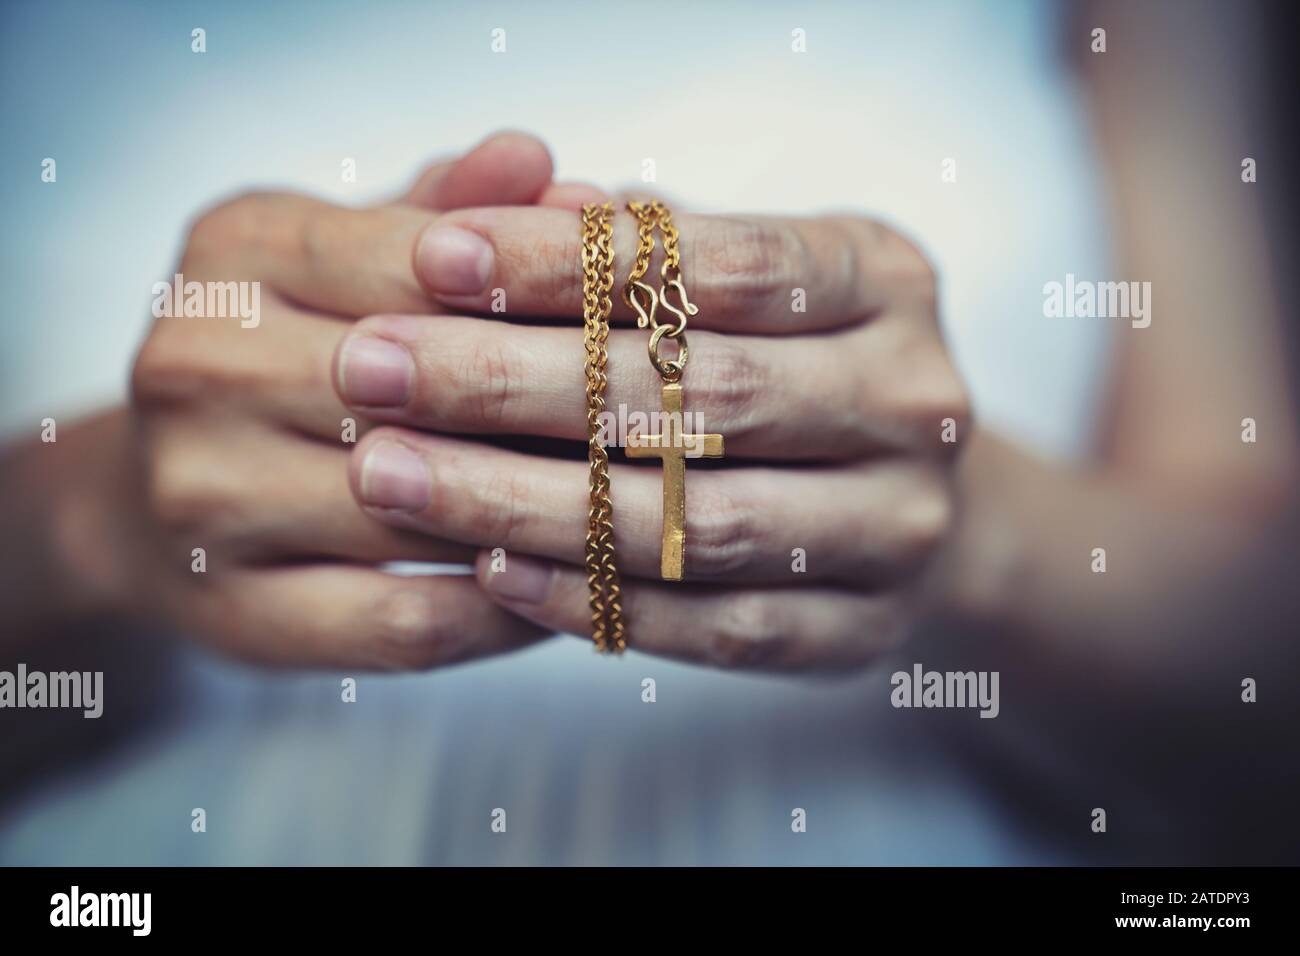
127,132,969,672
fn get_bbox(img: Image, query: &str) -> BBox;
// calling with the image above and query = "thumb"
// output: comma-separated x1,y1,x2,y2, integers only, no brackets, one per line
401,130,554,209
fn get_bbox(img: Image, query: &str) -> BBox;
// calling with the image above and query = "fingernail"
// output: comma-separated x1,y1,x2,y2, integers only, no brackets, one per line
360,441,431,511
338,336,414,407
484,552,554,604
416,224,493,296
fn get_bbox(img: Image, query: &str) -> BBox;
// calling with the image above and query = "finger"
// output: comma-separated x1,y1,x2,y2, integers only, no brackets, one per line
132,298,363,440
401,130,555,209
141,417,477,565
137,413,464,563
475,551,905,672
183,136,557,318
537,181,608,211
333,314,959,460
185,195,931,330
193,564,546,670
182,191,436,317
413,206,928,333
348,428,952,586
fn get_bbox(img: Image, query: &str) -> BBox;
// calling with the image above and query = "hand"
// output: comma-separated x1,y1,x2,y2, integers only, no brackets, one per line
121,133,604,669
332,207,971,671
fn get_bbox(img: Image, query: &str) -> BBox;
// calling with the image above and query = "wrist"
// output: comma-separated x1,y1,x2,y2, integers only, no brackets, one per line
928,430,1032,630
0,410,138,644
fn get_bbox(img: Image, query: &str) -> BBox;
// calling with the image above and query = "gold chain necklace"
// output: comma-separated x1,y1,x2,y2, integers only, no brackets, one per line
580,203,626,653
579,200,724,653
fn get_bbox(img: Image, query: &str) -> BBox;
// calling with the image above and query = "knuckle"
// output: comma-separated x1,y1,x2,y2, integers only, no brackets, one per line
536,234,579,309
185,191,283,258
935,378,974,456
686,479,766,580
693,332,769,440
694,219,801,318
130,328,205,408
300,198,358,273
903,359,973,456
184,191,316,278
704,594,788,670
129,333,174,408
142,442,216,537
370,589,461,669
471,467,532,547
499,225,575,308
445,335,515,429
896,479,955,570
876,226,938,303
130,324,257,410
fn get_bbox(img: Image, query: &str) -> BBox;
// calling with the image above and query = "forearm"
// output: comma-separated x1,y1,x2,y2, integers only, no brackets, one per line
941,429,1300,701
0,409,137,656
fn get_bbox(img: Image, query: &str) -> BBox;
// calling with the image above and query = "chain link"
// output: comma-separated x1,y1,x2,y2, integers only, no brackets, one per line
623,202,659,330
625,200,697,382
580,203,626,653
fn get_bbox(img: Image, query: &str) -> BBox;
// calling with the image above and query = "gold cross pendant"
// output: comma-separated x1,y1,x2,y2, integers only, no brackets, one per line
625,382,725,580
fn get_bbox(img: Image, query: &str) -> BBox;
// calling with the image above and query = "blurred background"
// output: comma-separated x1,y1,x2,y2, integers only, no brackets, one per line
0,0,1294,865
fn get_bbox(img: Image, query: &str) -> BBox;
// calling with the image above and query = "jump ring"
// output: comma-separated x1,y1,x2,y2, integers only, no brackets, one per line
649,324,687,381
